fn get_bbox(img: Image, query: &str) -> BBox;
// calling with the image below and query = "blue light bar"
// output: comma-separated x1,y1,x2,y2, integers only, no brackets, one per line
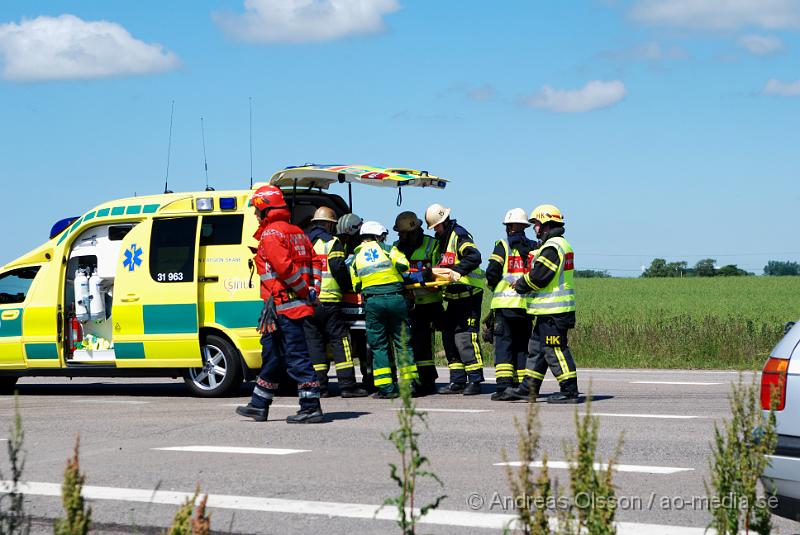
220,197,237,211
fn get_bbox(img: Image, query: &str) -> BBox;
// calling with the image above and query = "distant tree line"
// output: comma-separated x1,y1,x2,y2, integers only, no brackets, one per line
642,259,800,277
574,269,611,278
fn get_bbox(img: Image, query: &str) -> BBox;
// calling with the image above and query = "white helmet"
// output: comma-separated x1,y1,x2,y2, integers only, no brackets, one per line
425,203,451,229
503,208,530,226
360,220,388,237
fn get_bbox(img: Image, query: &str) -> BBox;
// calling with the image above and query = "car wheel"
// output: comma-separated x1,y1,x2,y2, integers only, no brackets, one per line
183,335,243,397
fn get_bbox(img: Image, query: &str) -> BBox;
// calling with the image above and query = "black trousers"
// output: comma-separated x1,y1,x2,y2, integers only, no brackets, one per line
493,308,532,389
303,302,357,389
441,291,485,384
409,302,443,387
522,315,578,394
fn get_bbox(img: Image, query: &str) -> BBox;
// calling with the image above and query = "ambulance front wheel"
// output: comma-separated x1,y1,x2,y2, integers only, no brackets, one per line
184,335,243,397
0,377,19,395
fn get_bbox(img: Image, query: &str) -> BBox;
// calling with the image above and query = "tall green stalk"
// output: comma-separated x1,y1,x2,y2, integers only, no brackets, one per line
383,328,446,534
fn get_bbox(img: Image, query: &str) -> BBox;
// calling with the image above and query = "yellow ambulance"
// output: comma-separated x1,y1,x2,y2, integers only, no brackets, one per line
0,165,447,396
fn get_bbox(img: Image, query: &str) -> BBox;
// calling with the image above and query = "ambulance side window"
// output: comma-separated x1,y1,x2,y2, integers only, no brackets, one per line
150,217,197,283
200,215,244,246
0,266,41,304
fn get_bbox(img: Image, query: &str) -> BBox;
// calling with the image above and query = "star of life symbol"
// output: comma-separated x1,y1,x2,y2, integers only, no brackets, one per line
123,244,143,272
366,248,380,262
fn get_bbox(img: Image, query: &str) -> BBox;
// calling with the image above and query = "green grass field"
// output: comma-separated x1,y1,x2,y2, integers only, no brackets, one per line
434,277,800,371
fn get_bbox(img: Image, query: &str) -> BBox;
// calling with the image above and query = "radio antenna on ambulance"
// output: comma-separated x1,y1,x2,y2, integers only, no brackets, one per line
164,100,175,194
201,116,213,191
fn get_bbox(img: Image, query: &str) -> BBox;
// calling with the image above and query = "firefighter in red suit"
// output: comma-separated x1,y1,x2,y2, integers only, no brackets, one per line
235,185,325,424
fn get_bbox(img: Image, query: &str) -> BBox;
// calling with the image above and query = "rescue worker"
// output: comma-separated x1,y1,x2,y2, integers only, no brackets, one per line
350,221,419,398
236,185,324,423
393,211,441,396
304,206,368,398
504,204,579,404
486,208,536,400
425,204,485,395
337,213,364,256
336,212,374,391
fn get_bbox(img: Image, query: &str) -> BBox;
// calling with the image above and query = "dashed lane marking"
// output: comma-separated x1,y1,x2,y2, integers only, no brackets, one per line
589,413,703,420
630,381,722,386
153,446,309,455
0,480,711,533
495,461,694,475
389,408,492,413
71,399,151,405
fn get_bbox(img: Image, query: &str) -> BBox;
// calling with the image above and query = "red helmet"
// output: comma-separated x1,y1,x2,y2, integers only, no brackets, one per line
251,185,286,210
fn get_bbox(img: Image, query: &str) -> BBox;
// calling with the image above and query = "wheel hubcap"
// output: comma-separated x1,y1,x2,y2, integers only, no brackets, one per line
189,344,228,391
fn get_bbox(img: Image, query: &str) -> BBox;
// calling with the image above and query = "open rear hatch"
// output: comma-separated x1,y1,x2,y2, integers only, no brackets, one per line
269,164,448,190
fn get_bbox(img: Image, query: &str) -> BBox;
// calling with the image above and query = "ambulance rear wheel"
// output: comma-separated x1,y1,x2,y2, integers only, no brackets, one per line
0,377,19,395
184,335,243,397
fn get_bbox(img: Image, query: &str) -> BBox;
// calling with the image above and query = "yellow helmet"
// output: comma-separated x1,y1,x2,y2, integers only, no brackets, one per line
425,203,451,229
529,204,564,225
394,211,423,232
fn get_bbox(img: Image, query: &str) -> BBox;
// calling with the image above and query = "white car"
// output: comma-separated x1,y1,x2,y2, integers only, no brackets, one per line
761,320,800,521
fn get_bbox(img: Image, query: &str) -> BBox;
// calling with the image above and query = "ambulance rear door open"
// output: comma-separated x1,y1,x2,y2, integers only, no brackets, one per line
111,216,202,368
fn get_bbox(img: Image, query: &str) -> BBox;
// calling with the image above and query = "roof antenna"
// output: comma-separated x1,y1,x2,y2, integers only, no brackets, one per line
201,116,214,191
164,100,174,194
249,97,254,189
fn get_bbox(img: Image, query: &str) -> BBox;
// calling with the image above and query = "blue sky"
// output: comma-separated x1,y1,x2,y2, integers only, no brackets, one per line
1,0,798,275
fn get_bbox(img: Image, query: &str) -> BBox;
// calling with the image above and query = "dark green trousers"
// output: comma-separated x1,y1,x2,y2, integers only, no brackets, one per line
365,292,418,392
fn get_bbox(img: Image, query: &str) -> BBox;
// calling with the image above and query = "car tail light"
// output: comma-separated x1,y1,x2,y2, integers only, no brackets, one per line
761,357,789,410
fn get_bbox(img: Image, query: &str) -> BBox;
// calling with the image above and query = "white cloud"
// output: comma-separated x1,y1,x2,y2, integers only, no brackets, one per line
214,0,400,43
763,79,800,96
737,34,783,55
598,41,689,63
630,0,800,30
522,80,626,113
0,15,179,82
467,84,495,101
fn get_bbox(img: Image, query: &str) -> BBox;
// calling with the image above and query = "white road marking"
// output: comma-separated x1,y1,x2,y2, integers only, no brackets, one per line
590,413,702,420
0,480,711,534
495,461,694,475
389,408,492,414
153,446,309,456
630,381,722,386
222,403,297,408
71,399,150,405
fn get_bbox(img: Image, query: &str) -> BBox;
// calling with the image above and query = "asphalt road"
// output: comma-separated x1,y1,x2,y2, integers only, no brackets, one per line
1,368,797,534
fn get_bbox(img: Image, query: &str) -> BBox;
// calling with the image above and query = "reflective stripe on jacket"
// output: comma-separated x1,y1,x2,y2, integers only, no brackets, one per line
526,236,575,315
350,242,408,290
438,231,485,296
313,237,345,303
490,240,530,310
255,208,321,319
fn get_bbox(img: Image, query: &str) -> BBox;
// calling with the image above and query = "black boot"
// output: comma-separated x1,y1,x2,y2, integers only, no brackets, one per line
437,382,466,395
548,379,579,404
491,384,515,401
372,389,399,399
341,386,369,398
502,381,540,402
547,391,579,404
235,403,269,422
286,408,324,423
462,382,482,396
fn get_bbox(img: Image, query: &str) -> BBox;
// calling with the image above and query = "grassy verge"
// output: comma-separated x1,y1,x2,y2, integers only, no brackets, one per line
432,277,800,370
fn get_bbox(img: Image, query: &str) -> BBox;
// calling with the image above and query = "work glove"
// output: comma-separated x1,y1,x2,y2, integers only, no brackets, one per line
448,270,462,283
